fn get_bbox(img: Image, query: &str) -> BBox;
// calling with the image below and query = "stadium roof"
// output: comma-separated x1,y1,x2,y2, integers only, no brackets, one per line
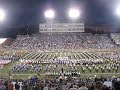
0,38,7,44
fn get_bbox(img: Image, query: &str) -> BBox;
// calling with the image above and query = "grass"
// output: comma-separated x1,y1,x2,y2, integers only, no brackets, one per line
1,51,120,79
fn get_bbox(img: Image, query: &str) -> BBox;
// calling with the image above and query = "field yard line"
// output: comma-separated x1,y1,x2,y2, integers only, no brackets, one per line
11,73,120,76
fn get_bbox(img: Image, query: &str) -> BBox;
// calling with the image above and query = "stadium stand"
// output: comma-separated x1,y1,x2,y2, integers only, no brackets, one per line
111,33,120,45
11,33,118,50
0,76,120,90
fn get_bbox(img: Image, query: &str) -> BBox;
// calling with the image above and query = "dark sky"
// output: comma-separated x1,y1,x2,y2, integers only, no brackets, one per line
0,0,120,38
0,0,119,26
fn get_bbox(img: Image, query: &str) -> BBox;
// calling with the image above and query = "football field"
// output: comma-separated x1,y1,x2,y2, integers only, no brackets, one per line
1,51,120,79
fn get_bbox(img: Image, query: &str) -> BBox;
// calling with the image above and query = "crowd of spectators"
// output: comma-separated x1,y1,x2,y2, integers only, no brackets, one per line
0,76,120,90
11,33,118,50
111,33,120,45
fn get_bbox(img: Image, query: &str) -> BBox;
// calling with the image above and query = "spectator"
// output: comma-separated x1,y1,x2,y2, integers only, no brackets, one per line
78,82,88,90
15,82,20,90
70,85,78,90
8,81,14,90
94,81,103,90
0,83,6,90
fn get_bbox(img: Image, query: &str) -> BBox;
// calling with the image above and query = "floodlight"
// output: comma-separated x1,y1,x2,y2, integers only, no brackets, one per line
44,9,55,19
116,6,120,16
0,9,5,22
68,8,80,19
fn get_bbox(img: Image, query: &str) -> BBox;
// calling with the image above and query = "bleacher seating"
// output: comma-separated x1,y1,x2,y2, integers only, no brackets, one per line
11,33,118,50
111,33,120,44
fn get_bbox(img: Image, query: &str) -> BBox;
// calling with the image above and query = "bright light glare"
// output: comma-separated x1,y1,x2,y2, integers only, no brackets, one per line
116,6,120,16
68,8,80,19
0,38,7,44
44,9,55,19
0,9,5,22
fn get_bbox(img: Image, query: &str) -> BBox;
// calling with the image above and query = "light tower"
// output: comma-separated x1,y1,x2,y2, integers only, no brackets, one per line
44,9,55,19
0,9,6,22
68,8,81,21
68,8,82,51
116,5,120,17
0,8,6,77
44,9,55,32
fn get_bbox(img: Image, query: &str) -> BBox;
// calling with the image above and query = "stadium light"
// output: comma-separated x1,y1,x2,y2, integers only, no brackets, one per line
44,9,55,19
0,9,5,22
116,6,120,17
68,8,80,19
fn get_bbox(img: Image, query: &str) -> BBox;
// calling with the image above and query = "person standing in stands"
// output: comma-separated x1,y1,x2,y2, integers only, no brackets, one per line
78,82,88,90
0,83,6,90
94,81,103,90
15,82,20,90
8,81,14,90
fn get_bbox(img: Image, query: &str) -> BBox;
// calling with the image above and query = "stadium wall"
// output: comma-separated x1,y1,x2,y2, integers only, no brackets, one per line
1,38,13,47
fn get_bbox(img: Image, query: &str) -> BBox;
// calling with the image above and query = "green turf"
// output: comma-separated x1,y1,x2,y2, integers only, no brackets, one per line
1,51,120,79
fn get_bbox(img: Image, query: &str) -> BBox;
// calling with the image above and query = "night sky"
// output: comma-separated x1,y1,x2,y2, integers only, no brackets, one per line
0,0,120,38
